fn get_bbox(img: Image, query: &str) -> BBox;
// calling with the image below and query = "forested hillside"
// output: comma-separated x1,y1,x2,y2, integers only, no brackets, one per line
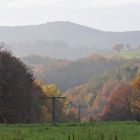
22,54,128,91
22,53,140,121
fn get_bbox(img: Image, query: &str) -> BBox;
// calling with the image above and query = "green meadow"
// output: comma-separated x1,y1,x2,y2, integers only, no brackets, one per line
0,121,139,140
104,51,140,59
116,51,140,59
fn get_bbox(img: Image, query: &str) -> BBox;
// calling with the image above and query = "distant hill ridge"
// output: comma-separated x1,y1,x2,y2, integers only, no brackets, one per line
0,21,140,49
0,21,140,59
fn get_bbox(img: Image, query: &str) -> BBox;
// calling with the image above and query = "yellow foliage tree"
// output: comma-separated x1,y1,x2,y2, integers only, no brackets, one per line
42,84,61,96
34,80,65,122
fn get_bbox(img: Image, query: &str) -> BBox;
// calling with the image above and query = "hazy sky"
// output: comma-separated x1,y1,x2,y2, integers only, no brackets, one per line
0,0,140,31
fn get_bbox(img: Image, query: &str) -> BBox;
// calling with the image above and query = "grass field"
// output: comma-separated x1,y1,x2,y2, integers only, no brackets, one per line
103,51,140,59
0,121,139,140
116,51,140,59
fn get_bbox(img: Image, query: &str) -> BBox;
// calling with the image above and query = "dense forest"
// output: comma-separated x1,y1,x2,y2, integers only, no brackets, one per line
1,43,140,123
21,53,140,122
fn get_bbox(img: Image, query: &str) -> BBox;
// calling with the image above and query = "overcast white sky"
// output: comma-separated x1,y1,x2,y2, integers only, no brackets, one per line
0,0,140,31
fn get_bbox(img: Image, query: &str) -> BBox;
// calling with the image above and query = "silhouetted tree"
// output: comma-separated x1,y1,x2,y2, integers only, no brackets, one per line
0,46,43,123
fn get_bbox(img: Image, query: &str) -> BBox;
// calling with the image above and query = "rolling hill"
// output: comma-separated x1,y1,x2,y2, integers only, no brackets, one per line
0,21,140,59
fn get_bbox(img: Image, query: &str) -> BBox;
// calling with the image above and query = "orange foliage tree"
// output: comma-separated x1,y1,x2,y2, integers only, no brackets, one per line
102,83,132,120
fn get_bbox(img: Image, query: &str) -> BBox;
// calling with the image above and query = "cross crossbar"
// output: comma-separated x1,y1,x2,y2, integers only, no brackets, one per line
44,96,66,124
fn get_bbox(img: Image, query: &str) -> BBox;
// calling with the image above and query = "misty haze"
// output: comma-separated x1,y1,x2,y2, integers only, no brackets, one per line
0,21,140,59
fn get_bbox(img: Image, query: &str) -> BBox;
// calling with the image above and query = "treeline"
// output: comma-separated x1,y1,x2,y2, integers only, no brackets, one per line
0,47,42,123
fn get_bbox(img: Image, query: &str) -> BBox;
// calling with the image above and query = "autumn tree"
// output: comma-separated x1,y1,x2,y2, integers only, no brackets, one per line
102,83,132,120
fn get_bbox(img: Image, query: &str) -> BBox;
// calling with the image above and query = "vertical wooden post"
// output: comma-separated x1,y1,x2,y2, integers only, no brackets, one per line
52,97,56,124
78,106,81,122
45,96,65,124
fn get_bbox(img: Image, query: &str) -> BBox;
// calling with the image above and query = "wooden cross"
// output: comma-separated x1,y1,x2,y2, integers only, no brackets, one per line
45,96,66,124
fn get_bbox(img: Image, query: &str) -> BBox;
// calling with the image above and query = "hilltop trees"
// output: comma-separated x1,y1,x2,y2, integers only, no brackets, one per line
112,43,124,52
